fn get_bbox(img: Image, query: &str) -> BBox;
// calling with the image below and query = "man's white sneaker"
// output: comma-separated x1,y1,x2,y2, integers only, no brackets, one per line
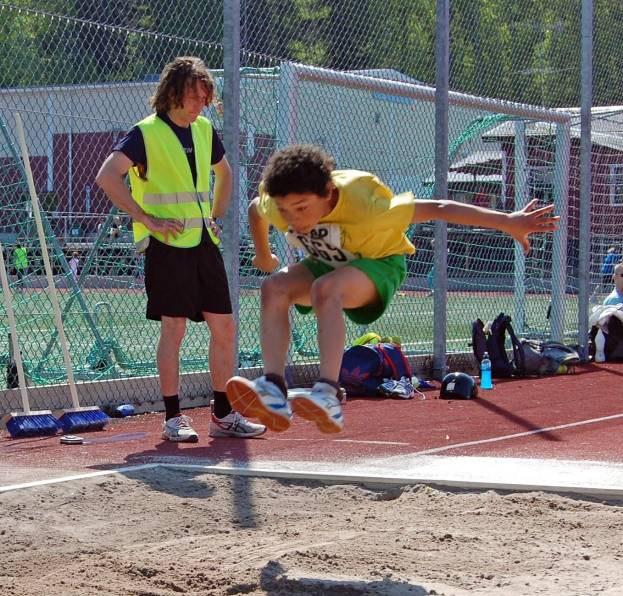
209,411,267,438
225,376,292,432
289,380,344,434
162,414,199,443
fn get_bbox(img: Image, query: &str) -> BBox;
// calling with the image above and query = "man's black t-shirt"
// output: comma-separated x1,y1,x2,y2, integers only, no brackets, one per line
113,113,225,186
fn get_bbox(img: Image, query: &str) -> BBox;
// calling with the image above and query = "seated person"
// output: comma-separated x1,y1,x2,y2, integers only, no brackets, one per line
603,262,623,306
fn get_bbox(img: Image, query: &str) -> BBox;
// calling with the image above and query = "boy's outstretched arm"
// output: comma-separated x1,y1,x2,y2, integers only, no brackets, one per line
248,197,280,272
411,198,559,254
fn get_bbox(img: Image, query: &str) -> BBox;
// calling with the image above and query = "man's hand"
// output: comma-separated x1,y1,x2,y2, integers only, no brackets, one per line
252,253,280,273
507,199,560,254
142,214,184,243
208,217,223,240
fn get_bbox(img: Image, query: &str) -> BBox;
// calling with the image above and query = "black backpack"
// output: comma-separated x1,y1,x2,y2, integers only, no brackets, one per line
471,313,525,378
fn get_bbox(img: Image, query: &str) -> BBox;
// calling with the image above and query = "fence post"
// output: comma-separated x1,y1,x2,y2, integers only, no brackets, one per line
433,0,449,380
551,122,570,342
578,0,593,358
275,61,299,267
223,0,241,368
513,121,527,334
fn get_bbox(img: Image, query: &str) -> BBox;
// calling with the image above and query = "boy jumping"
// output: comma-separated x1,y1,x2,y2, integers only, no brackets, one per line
226,144,559,434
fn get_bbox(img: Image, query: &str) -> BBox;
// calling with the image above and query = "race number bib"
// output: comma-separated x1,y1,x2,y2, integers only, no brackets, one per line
286,224,356,267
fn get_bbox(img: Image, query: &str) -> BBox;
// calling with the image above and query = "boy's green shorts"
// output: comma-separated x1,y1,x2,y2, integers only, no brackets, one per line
295,254,407,325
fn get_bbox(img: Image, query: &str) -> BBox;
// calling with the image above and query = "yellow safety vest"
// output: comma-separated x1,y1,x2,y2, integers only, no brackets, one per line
129,114,217,250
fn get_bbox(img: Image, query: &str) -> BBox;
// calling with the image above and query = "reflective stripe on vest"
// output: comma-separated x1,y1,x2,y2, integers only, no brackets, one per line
128,114,217,249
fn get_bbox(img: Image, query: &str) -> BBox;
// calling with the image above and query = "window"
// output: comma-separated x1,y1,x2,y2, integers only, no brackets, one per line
528,166,554,203
609,164,623,206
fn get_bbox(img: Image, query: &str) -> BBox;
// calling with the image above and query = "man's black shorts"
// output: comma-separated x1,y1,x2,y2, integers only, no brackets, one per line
144,232,232,322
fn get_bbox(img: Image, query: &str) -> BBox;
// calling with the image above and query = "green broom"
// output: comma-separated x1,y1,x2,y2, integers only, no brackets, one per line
0,242,59,437
14,113,108,433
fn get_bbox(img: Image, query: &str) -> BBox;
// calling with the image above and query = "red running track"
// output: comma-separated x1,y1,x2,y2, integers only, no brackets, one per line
1,362,622,486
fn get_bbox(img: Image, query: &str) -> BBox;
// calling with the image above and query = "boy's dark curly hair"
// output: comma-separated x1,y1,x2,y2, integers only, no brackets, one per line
263,145,335,197
151,56,216,114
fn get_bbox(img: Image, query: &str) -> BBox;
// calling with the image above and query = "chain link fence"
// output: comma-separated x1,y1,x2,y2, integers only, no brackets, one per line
0,0,620,413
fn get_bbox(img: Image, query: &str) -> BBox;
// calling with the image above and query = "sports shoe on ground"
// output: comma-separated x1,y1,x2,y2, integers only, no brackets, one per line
378,376,416,399
162,414,199,443
225,375,292,432
209,410,267,438
289,380,344,434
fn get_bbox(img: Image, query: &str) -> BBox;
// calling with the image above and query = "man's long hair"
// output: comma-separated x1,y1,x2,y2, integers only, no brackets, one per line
150,56,216,114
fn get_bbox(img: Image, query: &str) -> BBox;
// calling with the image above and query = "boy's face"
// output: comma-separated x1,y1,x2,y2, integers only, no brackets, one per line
273,187,334,234
170,81,210,125
614,266,623,292
184,81,210,117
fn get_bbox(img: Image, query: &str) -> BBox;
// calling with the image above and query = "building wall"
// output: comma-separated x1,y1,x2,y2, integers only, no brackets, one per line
501,138,623,240
0,70,498,220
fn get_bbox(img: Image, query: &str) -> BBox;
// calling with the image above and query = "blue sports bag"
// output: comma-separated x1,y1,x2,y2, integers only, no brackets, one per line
339,342,413,397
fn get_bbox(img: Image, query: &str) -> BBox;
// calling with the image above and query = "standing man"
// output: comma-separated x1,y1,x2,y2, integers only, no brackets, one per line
96,56,265,442
68,251,79,283
12,242,28,290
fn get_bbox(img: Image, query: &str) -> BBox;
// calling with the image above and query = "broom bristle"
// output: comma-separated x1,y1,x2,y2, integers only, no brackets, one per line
6,412,60,438
57,407,109,433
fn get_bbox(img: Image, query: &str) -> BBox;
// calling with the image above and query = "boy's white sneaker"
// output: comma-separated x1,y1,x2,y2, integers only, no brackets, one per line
226,376,292,432
162,414,199,443
289,380,344,434
209,410,267,438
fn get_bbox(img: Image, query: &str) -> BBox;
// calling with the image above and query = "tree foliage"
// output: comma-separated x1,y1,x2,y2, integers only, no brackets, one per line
1,0,622,107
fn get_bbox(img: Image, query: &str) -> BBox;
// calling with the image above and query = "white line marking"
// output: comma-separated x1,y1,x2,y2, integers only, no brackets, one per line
334,439,410,446
273,414,623,451
2,458,623,498
266,438,324,442
269,438,410,446
411,412,623,456
161,462,623,498
0,464,159,493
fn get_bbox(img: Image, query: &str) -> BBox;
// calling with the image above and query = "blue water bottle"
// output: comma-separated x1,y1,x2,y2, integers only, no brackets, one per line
480,351,493,390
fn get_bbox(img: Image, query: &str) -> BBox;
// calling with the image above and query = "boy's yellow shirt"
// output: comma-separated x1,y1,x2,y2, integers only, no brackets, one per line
257,169,416,264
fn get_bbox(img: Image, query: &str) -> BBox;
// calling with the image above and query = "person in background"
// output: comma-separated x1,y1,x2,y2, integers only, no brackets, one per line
95,217,106,239
603,262,623,306
600,246,621,293
69,252,79,283
109,216,121,240
12,243,29,290
96,56,265,442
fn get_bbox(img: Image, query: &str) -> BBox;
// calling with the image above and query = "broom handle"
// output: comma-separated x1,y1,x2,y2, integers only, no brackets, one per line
0,243,30,413
14,114,81,410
